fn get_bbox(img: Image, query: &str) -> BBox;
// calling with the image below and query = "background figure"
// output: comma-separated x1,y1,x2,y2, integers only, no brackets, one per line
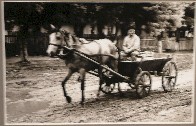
121,28,140,61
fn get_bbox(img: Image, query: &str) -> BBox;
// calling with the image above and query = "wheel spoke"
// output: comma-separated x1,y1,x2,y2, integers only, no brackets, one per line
162,61,177,92
165,69,169,76
106,86,109,92
143,88,147,96
109,87,112,92
170,79,176,87
141,75,145,82
138,85,144,95
136,71,151,98
143,74,150,86
138,79,143,85
103,86,107,91
100,82,115,94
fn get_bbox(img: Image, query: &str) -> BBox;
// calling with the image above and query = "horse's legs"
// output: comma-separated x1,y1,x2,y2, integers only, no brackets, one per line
110,59,118,72
62,69,73,103
97,67,103,97
79,68,86,105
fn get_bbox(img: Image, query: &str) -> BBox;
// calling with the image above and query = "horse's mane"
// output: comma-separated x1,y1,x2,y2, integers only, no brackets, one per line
70,34,78,43
69,34,91,44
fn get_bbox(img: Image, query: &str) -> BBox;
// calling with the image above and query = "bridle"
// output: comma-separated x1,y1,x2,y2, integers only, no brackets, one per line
49,43,63,48
48,31,70,49
48,31,76,58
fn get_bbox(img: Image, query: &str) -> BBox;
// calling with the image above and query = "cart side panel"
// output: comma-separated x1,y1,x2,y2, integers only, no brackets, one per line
140,58,172,72
118,58,172,78
118,61,140,79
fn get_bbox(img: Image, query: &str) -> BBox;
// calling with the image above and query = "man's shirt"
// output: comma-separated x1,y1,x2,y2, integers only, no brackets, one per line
123,34,140,52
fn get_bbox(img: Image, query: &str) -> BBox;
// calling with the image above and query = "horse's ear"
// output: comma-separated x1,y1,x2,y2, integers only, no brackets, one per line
50,24,56,30
48,24,59,33
60,29,69,35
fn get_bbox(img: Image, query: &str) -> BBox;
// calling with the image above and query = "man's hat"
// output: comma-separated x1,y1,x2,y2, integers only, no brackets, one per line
128,29,135,32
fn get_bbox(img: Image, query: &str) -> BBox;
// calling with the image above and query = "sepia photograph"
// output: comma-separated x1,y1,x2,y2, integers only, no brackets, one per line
1,1,195,125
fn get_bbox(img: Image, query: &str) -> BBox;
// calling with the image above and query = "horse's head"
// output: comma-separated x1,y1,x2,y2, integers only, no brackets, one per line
46,25,76,57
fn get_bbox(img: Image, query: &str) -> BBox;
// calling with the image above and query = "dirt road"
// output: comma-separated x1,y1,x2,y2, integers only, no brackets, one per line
6,52,194,123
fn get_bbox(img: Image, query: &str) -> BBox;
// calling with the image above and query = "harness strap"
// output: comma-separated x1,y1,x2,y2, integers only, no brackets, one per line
62,46,118,60
87,54,118,60
62,46,129,81
49,43,62,48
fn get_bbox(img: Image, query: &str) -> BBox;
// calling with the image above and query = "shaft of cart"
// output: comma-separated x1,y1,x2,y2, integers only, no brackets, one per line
61,46,130,81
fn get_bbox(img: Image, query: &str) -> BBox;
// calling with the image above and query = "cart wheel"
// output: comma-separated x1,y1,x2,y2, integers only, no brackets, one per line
162,61,178,92
98,65,116,94
100,82,116,94
129,67,143,89
135,71,152,98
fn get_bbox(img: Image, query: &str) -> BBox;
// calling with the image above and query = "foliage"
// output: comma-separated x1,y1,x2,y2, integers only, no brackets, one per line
5,2,194,35
4,2,44,33
4,2,44,62
4,2,194,59
184,2,195,28
143,2,191,36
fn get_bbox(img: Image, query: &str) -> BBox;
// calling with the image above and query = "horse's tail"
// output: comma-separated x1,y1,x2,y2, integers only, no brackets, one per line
108,42,119,73
108,41,119,60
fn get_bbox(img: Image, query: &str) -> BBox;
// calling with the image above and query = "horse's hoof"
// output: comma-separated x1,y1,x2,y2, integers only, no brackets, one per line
118,91,125,97
77,76,81,82
80,102,84,106
97,92,100,97
95,98,100,101
66,96,72,103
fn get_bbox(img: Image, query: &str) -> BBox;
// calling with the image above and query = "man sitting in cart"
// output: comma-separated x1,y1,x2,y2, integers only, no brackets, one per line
121,27,140,61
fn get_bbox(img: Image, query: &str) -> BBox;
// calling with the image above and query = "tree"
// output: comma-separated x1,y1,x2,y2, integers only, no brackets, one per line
184,2,194,28
5,2,193,58
4,2,44,63
142,2,190,36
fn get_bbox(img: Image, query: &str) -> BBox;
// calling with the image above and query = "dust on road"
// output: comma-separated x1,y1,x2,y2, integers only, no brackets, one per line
5,52,194,123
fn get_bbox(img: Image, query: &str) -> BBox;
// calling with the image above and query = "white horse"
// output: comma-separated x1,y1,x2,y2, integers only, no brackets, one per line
46,27,119,105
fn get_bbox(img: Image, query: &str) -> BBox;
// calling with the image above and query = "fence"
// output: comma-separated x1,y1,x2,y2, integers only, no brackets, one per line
116,37,158,51
162,37,193,51
26,34,49,56
140,37,194,52
5,35,20,57
82,34,117,41
5,34,193,57
140,38,158,51
5,34,49,57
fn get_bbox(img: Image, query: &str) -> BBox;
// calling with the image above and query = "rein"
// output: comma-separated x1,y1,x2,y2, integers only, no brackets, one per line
88,54,118,60
49,33,69,48
61,46,118,60
49,43,62,48
49,31,118,60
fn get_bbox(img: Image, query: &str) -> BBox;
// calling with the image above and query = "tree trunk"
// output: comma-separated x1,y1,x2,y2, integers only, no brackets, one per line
157,40,163,53
97,22,105,39
19,37,30,63
18,25,30,63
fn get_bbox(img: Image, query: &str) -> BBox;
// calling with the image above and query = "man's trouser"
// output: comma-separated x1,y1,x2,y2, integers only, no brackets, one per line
120,50,140,61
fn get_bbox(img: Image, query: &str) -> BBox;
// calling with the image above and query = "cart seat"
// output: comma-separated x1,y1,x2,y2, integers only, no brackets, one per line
120,51,155,61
